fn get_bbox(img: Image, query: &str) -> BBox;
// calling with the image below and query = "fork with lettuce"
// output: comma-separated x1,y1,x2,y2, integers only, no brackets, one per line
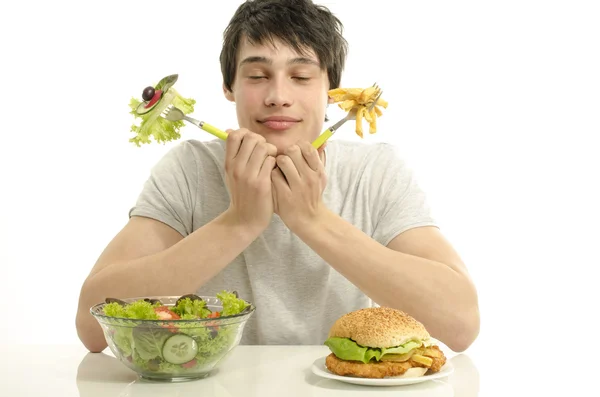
128,74,196,146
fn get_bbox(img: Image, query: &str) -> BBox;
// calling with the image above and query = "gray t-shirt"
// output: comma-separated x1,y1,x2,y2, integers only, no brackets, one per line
129,139,436,345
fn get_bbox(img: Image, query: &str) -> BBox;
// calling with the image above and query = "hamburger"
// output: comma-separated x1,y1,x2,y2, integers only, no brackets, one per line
323,307,447,379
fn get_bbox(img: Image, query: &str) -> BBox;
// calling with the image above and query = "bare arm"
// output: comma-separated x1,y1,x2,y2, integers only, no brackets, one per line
293,211,480,352
271,141,479,351
76,212,260,353
77,129,277,353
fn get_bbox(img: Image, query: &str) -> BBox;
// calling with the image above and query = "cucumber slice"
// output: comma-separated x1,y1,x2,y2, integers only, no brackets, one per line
135,99,160,115
162,334,198,365
136,91,164,115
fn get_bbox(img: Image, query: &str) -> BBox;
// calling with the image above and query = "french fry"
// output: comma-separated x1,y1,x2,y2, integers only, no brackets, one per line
339,99,358,111
355,107,365,138
327,86,387,138
358,86,377,103
364,107,373,123
376,97,388,108
411,355,433,367
369,108,377,134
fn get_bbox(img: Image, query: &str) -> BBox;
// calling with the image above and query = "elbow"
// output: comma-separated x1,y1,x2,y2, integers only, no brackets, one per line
446,303,481,353
76,312,108,353
76,279,108,354
83,341,108,354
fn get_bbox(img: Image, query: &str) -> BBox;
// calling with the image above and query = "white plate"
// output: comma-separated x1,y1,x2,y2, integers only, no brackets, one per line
310,356,454,387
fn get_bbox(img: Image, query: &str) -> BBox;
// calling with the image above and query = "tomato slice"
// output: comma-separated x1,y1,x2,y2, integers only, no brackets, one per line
144,89,163,108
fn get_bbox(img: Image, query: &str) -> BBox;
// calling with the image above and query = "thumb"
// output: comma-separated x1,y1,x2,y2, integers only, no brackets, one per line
317,141,327,159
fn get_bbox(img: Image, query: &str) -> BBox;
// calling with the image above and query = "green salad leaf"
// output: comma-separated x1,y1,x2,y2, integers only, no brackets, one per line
324,337,422,364
171,298,211,319
103,300,159,320
112,327,133,357
129,87,196,147
217,291,250,316
194,327,235,365
132,327,172,361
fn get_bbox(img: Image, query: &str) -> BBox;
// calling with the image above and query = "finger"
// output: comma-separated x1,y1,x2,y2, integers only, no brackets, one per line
235,132,263,166
266,142,278,157
271,166,290,194
285,144,312,177
317,141,327,158
259,155,277,180
225,129,246,166
247,142,270,177
296,141,323,172
276,155,301,189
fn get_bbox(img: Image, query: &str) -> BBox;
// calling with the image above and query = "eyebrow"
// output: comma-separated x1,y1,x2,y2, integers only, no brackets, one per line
239,56,320,68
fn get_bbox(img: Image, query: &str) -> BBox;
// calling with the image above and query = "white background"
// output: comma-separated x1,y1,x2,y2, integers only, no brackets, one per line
1,0,599,394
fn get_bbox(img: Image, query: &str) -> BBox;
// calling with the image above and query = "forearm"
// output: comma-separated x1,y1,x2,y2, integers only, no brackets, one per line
77,210,259,352
294,210,479,351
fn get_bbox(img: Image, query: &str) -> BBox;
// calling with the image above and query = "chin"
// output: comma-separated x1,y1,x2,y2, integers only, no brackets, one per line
271,138,294,155
258,132,297,153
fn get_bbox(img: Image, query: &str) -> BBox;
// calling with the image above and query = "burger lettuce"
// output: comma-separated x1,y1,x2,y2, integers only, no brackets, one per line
324,337,432,364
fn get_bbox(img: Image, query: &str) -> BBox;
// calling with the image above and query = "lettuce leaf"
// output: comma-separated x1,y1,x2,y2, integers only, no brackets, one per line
103,302,127,318
128,87,195,146
131,327,171,361
324,337,423,364
217,291,249,316
111,327,133,357
171,298,211,319
103,300,159,320
194,326,235,365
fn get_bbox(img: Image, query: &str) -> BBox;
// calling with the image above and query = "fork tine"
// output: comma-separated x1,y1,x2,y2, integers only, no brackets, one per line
371,82,381,99
161,104,173,116
368,89,383,111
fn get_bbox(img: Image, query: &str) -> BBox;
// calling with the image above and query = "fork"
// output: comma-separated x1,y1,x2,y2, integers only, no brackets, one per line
160,105,228,140
311,83,383,149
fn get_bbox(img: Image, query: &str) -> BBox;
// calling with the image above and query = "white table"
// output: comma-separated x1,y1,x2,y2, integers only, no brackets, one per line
1,344,478,396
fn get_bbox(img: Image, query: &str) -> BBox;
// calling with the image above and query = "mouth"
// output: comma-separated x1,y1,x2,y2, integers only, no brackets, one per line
258,116,301,131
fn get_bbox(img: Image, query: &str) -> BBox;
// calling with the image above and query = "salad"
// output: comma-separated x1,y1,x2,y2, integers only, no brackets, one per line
128,74,196,146
98,291,252,375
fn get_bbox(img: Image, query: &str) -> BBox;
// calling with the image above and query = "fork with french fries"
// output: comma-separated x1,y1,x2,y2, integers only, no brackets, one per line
311,83,387,149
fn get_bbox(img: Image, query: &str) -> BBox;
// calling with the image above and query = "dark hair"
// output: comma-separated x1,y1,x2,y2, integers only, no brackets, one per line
220,0,348,92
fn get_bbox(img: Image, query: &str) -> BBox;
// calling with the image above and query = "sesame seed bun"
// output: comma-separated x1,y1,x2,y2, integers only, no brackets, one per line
327,307,431,348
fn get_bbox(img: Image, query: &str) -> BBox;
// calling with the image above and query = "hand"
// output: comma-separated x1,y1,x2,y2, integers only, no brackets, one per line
271,141,327,231
224,128,278,234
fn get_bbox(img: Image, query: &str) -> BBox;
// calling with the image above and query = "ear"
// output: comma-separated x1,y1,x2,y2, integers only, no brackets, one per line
223,83,235,102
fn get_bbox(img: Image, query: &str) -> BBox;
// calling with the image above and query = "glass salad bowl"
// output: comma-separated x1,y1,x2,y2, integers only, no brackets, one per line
90,292,255,382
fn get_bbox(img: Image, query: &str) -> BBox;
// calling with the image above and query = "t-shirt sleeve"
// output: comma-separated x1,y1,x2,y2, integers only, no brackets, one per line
370,144,438,247
128,141,198,237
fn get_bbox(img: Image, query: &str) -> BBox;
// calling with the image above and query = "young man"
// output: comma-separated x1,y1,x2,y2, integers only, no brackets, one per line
76,0,479,353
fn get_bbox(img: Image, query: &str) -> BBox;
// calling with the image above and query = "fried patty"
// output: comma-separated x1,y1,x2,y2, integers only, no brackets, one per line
325,345,447,379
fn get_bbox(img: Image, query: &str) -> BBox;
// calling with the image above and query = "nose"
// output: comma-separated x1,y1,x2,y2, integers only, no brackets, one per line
264,78,293,108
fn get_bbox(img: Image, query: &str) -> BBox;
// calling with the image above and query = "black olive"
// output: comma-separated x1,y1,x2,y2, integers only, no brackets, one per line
148,358,161,371
144,298,162,305
142,86,155,101
176,294,203,306
209,328,219,339
105,298,127,306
